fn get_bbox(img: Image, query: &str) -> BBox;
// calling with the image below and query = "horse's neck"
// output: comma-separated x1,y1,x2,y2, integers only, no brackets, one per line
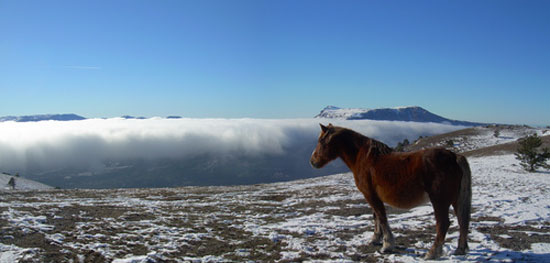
340,136,390,175
338,134,370,170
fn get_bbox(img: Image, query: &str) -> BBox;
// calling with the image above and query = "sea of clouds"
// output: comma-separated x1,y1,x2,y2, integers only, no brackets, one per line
0,118,463,174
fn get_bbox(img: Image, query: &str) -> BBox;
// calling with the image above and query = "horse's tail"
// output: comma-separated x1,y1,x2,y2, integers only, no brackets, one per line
454,154,471,254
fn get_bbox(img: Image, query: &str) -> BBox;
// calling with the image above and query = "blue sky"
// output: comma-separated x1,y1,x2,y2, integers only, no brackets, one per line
1,0,549,125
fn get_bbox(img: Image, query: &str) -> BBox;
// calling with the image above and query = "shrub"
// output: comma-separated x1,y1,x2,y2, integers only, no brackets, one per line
515,134,550,172
394,138,410,152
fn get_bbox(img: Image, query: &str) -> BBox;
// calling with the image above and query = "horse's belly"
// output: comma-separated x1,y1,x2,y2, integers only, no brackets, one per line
377,186,429,209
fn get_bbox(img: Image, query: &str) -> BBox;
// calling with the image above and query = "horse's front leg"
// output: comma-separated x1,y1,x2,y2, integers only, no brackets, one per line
368,212,383,246
365,194,395,253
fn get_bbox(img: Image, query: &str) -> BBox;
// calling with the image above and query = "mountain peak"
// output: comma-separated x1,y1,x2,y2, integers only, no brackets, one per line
315,106,485,126
322,105,341,111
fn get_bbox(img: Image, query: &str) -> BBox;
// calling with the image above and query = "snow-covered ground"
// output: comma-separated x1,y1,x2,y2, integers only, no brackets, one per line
467,127,547,151
1,153,549,262
415,126,548,154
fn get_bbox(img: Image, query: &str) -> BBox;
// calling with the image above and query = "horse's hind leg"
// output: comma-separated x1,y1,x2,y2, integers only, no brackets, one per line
452,203,469,255
425,201,451,260
453,155,471,255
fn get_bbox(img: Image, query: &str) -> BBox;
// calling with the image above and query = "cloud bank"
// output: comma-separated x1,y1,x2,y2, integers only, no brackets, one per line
0,118,463,174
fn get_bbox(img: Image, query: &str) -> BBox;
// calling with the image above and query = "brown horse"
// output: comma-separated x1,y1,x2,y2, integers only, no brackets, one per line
310,124,471,260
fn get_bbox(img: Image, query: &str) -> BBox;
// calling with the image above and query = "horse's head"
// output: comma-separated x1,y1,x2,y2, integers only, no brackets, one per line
310,123,340,168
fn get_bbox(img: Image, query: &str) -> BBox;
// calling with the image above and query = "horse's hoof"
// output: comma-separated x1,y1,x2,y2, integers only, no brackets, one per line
424,245,443,260
424,252,438,260
380,244,394,254
367,240,382,246
424,250,441,260
453,248,467,255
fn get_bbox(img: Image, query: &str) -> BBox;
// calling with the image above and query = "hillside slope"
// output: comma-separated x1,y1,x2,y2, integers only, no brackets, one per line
405,125,549,156
0,173,53,191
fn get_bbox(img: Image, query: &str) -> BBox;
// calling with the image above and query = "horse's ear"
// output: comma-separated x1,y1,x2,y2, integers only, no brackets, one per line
320,123,328,133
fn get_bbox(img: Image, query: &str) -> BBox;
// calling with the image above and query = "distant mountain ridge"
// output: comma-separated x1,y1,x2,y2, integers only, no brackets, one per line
0,114,187,122
0,108,485,126
0,114,86,122
315,106,486,126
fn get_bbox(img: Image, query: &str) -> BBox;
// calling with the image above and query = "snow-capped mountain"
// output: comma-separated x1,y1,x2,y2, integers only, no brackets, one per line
315,106,486,126
0,114,85,122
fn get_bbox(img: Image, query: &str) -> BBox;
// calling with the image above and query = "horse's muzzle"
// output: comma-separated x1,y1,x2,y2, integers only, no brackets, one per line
310,159,321,169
